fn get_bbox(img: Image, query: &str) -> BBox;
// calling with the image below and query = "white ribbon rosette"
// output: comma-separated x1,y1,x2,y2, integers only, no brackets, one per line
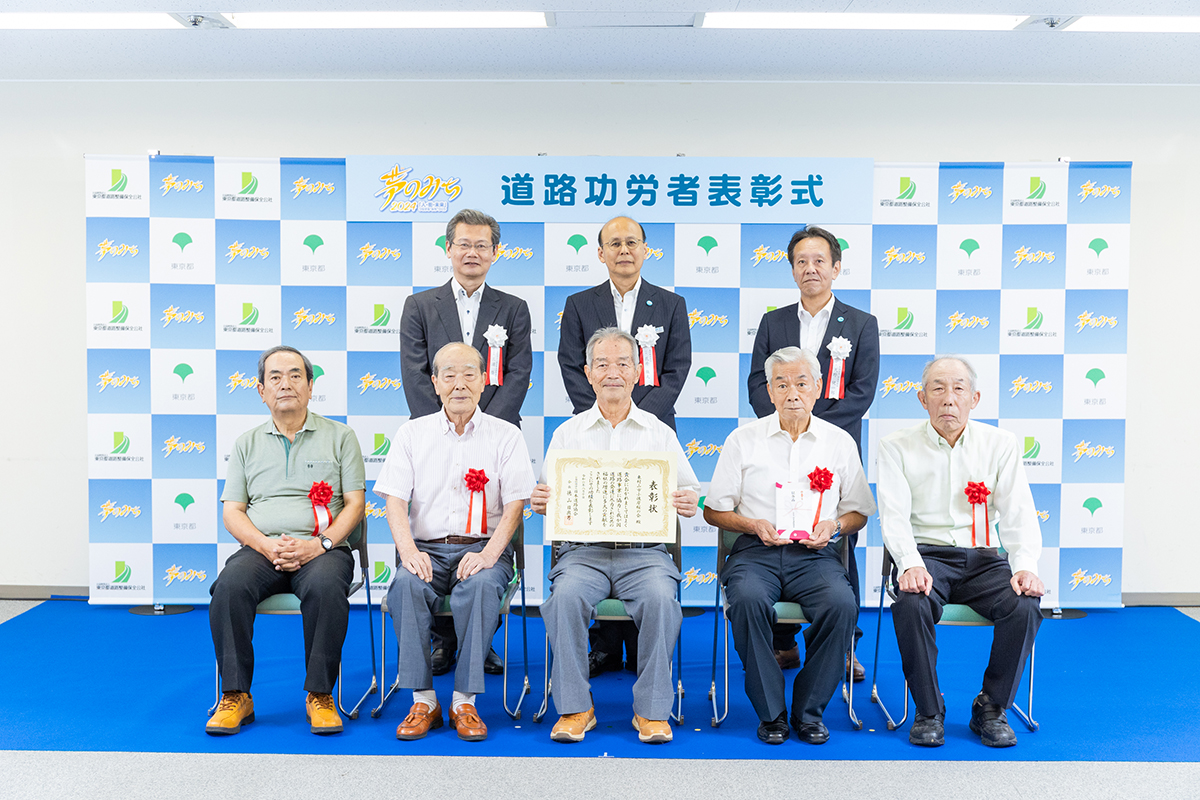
484,324,508,386
825,336,852,399
635,324,660,387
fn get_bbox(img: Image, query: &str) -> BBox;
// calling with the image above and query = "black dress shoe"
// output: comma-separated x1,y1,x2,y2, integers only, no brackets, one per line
793,720,830,745
757,711,789,745
970,692,1017,747
587,650,623,678
909,712,945,747
430,647,456,676
483,647,504,675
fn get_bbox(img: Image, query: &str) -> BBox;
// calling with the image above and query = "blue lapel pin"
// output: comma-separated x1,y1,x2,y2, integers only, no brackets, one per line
647,300,653,306
837,316,844,322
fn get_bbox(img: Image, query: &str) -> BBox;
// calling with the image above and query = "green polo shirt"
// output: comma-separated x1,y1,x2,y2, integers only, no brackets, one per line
221,411,366,543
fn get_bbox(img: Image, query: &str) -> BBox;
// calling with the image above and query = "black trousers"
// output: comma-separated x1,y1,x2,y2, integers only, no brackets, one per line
774,531,861,650
891,545,1042,717
723,537,857,725
209,545,354,695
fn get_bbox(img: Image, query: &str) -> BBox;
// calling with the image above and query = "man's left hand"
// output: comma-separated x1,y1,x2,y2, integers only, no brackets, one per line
1011,570,1045,597
457,549,498,580
671,490,699,519
801,519,838,550
274,534,322,572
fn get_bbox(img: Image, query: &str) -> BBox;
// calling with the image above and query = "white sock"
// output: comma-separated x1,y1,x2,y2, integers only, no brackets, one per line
452,690,475,711
413,689,438,710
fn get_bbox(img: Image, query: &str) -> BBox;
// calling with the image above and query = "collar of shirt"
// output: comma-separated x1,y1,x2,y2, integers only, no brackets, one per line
796,292,835,325
610,277,643,332
439,406,480,439
766,410,818,444
580,399,653,432
266,411,318,437
923,418,972,450
452,277,485,302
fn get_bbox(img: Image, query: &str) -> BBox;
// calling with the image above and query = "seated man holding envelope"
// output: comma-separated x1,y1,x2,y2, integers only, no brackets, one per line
530,327,700,744
703,346,874,745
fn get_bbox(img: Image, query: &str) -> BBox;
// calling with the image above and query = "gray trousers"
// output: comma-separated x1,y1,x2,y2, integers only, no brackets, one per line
542,544,681,720
386,539,513,694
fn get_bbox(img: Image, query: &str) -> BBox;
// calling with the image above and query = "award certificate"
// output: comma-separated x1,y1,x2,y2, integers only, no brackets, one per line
545,450,677,543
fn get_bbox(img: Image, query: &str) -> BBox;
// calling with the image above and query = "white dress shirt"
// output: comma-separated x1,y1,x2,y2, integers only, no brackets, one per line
877,420,1041,576
610,277,643,334
540,400,700,492
375,407,535,542
705,412,875,533
797,293,836,354
452,277,485,345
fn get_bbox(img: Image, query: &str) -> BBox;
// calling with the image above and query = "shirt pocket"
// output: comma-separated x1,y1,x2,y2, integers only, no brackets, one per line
302,460,343,497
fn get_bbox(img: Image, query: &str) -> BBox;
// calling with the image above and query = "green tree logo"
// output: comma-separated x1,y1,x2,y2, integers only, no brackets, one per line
109,169,128,193
238,171,259,196
172,232,193,251
959,238,980,257
1085,368,1106,387
1082,497,1103,516
897,177,917,200
110,301,130,324
1027,177,1046,200
173,363,194,382
372,434,391,456
696,366,717,386
1024,307,1043,330
1088,238,1109,257
836,237,849,253
1023,436,1041,459
435,235,447,251
240,303,259,326
113,561,132,583
697,235,719,255
371,304,391,327
567,234,589,253
112,432,131,454
303,234,324,253
174,493,195,511
895,307,914,330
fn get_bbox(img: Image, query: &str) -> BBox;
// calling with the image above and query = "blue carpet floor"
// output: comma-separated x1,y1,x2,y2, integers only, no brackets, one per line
2,600,1198,760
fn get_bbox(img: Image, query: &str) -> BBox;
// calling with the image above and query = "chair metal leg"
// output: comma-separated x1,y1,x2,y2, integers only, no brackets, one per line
371,601,403,718
708,579,722,726
844,629,862,730
502,583,532,720
1010,643,1039,732
710,613,731,726
343,580,380,720
671,584,684,726
532,633,551,723
870,590,907,731
208,661,221,716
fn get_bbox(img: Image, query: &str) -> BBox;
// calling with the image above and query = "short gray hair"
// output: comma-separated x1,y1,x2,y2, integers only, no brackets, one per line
922,355,977,393
432,341,485,375
257,345,312,385
765,346,822,385
446,209,500,247
585,327,638,367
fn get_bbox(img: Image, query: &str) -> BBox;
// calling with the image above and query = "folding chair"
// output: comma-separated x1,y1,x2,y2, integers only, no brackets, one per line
870,548,1038,732
708,530,861,729
532,521,685,725
371,519,531,720
209,516,379,720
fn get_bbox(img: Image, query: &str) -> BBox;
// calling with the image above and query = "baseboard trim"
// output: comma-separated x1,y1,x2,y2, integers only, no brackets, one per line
1122,592,1200,607
0,586,88,600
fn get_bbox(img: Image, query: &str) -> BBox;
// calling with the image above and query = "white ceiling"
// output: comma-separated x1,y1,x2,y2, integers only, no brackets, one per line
2,1,1198,84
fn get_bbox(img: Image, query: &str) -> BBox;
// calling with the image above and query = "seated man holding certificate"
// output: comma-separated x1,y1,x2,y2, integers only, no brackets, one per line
375,342,536,742
703,346,874,746
530,327,700,744
877,355,1043,748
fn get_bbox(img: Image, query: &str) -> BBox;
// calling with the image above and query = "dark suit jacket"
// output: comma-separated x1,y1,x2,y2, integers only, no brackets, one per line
558,280,692,430
747,298,880,452
399,280,533,428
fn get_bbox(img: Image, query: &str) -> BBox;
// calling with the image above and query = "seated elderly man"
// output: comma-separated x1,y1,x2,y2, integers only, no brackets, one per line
208,345,365,736
375,342,535,742
530,327,700,744
704,346,874,745
877,355,1043,748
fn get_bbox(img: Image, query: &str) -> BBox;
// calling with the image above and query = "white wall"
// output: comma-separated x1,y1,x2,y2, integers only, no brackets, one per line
2,80,1196,596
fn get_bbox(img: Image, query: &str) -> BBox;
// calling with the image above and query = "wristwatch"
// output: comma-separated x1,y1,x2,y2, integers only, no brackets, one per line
319,535,333,552
834,519,842,537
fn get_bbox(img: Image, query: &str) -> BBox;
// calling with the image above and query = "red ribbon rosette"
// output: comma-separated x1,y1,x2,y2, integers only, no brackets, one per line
808,467,833,531
964,481,991,547
308,480,334,537
464,468,490,536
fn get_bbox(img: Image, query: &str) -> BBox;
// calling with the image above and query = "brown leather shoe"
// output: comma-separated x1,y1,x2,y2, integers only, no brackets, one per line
449,703,488,741
774,645,800,670
632,713,672,743
551,708,597,743
396,702,442,740
206,691,254,735
306,692,343,735
846,654,865,683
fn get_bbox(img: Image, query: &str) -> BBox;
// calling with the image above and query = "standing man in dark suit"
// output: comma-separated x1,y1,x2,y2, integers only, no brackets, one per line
400,208,532,429
747,225,880,680
557,216,692,674
400,208,533,674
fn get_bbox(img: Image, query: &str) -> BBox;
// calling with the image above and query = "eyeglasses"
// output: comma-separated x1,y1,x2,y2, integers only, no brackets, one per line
602,239,644,252
450,241,494,254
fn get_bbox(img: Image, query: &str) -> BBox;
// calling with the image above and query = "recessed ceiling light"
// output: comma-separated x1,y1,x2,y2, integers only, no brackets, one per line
0,13,180,30
222,11,548,29
1068,15,1200,33
701,12,1028,31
